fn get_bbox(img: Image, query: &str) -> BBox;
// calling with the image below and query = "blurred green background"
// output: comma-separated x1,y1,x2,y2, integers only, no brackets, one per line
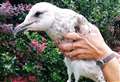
0,0,120,82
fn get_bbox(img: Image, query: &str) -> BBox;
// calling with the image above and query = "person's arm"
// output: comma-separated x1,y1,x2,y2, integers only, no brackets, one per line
103,57,120,82
58,33,120,82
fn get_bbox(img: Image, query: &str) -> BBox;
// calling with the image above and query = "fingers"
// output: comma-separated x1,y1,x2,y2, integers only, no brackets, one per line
58,32,105,60
71,54,95,60
58,42,73,51
59,40,88,51
64,48,90,58
64,33,82,40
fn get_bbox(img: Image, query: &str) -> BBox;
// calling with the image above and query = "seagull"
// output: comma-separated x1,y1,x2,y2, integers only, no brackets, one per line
14,2,106,82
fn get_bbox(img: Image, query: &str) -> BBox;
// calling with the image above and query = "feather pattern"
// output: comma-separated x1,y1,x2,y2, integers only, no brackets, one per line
14,2,106,82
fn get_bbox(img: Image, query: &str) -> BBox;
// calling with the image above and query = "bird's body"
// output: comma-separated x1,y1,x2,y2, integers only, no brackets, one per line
14,2,106,82
64,57,105,82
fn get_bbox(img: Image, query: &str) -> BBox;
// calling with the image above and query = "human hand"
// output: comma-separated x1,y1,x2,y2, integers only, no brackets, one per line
58,25,113,60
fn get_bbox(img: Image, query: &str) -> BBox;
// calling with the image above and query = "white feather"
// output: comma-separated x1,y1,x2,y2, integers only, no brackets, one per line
15,2,106,82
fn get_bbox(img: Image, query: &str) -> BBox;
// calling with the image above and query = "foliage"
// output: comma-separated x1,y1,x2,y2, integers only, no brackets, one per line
61,0,120,40
0,0,120,82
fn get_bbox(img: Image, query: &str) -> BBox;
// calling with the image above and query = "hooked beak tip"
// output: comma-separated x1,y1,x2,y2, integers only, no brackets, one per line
13,28,19,37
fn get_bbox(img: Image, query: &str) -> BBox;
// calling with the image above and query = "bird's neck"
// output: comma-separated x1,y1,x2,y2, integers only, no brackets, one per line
46,10,78,40
46,27,64,40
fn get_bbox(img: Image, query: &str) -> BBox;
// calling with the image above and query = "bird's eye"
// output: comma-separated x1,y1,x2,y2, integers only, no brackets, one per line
34,12,43,17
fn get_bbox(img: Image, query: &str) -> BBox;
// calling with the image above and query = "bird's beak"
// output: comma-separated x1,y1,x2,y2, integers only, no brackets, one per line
14,21,36,36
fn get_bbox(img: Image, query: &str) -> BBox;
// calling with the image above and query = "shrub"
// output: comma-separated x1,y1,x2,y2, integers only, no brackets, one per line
0,0,120,82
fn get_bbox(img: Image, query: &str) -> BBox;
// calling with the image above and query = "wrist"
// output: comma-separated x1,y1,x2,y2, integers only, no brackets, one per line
98,47,113,59
96,50,112,60
96,52,116,69
102,57,120,82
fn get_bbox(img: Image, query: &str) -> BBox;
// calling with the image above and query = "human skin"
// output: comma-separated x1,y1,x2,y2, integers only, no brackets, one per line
58,32,120,82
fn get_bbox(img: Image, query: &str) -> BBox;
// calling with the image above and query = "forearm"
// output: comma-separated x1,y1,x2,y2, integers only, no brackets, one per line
103,57,120,82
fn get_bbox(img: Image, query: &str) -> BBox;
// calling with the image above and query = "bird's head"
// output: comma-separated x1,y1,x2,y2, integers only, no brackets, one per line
14,2,58,35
